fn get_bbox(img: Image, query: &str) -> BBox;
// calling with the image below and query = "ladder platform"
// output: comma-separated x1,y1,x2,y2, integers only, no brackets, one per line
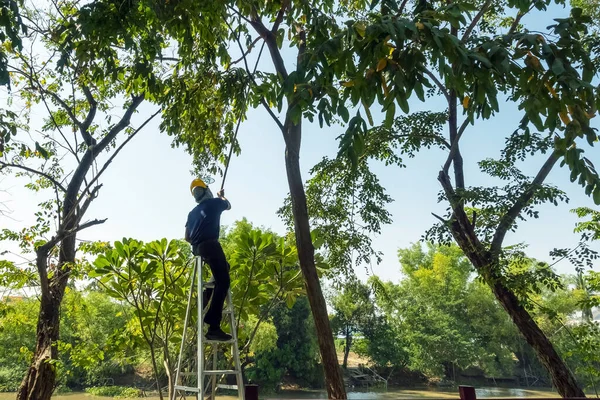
204,369,238,375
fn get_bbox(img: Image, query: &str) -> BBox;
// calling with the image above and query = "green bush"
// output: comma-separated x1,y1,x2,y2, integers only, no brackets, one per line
0,366,25,392
85,386,142,398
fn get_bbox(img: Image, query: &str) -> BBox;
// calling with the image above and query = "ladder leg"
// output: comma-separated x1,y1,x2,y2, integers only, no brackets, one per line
172,260,198,400
198,257,204,393
228,291,245,400
211,346,218,400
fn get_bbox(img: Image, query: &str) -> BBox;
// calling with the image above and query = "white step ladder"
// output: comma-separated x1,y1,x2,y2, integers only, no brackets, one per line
171,256,245,400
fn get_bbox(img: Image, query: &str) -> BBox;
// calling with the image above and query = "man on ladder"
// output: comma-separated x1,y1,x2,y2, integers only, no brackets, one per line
185,178,232,342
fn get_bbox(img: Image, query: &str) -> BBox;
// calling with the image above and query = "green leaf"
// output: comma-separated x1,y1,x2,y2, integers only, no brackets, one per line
338,104,350,123
551,59,565,75
384,102,395,129
593,187,600,205
34,142,50,159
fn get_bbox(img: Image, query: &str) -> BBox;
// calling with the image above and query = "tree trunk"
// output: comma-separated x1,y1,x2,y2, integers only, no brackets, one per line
17,152,91,399
163,358,173,400
490,280,585,398
442,197,585,399
284,122,347,399
343,331,352,369
17,271,69,400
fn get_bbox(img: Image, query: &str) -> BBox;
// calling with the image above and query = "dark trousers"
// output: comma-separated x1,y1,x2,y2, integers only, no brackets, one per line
194,239,230,329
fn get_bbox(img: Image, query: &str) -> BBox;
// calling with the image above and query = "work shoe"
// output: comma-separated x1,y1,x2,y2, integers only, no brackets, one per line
205,327,232,342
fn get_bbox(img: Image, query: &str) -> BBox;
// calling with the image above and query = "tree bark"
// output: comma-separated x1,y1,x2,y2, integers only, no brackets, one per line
16,269,69,400
490,280,585,398
284,122,347,399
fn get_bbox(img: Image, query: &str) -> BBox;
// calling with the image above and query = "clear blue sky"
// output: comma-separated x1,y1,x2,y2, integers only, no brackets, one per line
1,2,599,283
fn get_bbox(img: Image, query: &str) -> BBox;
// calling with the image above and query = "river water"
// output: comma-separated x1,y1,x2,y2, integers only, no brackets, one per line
0,387,560,400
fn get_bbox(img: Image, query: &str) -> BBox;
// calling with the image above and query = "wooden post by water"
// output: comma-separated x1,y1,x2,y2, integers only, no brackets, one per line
459,385,477,400
245,384,259,400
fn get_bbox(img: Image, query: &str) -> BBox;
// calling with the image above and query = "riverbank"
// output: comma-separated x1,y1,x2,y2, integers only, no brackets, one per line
0,386,561,400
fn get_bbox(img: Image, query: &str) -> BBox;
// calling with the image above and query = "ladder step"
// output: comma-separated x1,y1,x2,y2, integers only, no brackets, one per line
217,384,239,390
204,369,238,375
203,309,234,315
174,385,200,392
204,338,236,344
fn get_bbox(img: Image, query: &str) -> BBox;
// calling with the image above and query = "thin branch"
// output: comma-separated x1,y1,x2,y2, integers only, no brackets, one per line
226,5,253,25
548,243,583,269
490,150,560,254
423,68,449,102
225,18,285,132
0,161,67,192
36,215,106,298
230,37,262,67
253,41,266,74
159,56,180,62
461,0,492,43
508,6,533,35
45,89,81,127
77,109,159,207
30,71,80,160
73,218,107,234
390,133,451,149
54,183,63,228
432,212,448,224
38,130,75,156
443,118,469,174
398,0,410,15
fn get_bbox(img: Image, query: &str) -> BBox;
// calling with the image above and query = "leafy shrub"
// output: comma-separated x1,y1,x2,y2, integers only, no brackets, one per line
85,386,142,398
0,366,25,392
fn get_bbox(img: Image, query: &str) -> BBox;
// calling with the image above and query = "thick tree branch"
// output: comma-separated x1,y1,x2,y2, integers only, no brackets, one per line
443,118,469,174
80,85,97,146
96,95,144,152
249,15,289,79
64,108,158,226
35,215,106,298
490,150,560,254
271,0,290,33
423,68,450,102
0,161,67,192
461,0,492,43
76,184,102,225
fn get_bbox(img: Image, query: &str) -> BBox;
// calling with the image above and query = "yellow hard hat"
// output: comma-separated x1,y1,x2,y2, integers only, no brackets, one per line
190,178,207,194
